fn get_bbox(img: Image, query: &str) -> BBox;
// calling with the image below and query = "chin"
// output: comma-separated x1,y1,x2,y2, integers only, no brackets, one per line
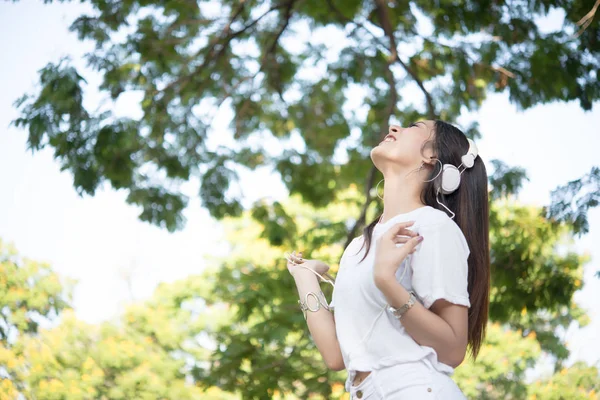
370,146,381,161
370,145,388,169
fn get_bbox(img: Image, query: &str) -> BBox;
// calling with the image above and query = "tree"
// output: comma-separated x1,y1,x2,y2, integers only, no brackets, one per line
0,241,208,399
0,239,72,397
488,200,590,364
528,362,600,399
0,239,71,344
14,311,206,400
10,0,600,236
453,322,542,399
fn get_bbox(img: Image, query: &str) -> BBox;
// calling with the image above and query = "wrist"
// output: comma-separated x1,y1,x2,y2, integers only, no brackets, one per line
374,271,397,290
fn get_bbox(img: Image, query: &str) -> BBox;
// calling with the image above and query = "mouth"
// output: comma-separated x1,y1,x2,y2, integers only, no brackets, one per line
380,134,396,144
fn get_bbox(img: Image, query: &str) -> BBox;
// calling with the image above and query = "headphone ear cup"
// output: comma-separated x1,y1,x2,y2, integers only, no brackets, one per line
440,164,461,194
461,153,475,168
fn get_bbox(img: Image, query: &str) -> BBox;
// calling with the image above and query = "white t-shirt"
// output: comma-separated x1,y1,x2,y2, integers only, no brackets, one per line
329,206,470,392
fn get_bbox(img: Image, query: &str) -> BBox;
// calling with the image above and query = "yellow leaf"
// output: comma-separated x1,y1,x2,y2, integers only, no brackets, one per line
475,78,487,88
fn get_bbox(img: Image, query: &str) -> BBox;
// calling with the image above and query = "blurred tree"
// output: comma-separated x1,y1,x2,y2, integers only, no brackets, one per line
0,241,212,400
10,0,600,233
8,311,204,400
0,239,71,344
488,200,590,366
528,362,600,399
0,239,72,398
453,322,542,399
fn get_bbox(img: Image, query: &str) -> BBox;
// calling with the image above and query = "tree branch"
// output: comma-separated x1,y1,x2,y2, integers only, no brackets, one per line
326,0,436,119
422,36,516,80
338,0,403,248
373,0,435,119
158,2,286,97
394,56,436,119
574,0,600,38
343,165,378,250
264,0,295,61
373,0,398,62
213,0,296,129
341,58,395,248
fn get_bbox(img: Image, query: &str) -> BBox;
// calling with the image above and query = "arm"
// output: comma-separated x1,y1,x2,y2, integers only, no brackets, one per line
375,276,468,368
293,268,345,371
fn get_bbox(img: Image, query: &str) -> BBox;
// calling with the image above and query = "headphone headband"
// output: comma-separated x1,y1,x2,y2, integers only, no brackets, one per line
460,138,479,169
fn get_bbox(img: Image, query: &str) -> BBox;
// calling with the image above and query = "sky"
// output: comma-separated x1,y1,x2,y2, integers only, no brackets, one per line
1,0,599,378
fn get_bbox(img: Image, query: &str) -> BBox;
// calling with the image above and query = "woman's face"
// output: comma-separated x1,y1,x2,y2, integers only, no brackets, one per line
370,120,436,172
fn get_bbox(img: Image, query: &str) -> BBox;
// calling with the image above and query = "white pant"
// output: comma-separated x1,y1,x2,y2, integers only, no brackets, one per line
349,360,467,399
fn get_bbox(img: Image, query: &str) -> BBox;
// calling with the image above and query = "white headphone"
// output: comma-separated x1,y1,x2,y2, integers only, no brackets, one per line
434,138,479,195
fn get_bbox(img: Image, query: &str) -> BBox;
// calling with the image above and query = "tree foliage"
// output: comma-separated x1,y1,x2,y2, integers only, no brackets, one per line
0,241,211,399
528,362,600,400
11,0,600,234
0,239,71,346
453,322,542,399
5,0,600,398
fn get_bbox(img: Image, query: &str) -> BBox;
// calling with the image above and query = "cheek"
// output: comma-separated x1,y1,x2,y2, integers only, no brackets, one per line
392,136,423,163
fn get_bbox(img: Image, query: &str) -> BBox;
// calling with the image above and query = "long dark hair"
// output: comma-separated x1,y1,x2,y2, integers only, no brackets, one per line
358,120,490,360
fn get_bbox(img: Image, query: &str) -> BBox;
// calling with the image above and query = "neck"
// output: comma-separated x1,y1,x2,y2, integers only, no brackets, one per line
379,173,425,224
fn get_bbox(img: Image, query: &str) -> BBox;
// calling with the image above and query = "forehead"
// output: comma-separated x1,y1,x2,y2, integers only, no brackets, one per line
413,120,436,136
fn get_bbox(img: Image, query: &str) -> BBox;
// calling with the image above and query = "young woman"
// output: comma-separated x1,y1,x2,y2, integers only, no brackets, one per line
286,120,490,399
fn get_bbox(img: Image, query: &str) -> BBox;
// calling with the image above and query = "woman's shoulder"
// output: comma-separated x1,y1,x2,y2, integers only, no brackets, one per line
416,207,469,252
416,206,454,228
342,234,364,253
350,234,365,247
417,207,465,237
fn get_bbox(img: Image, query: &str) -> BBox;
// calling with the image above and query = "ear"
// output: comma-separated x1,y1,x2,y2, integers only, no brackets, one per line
421,139,436,163
422,156,435,165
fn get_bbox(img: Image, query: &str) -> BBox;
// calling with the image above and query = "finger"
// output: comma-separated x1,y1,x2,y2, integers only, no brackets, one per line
401,235,423,254
399,228,419,237
384,221,415,240
284,253,299,265
393,235,411,244
290,254,304,264
285,257,297,266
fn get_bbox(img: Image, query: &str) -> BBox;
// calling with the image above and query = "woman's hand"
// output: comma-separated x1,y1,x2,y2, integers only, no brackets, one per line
285,251,333,283
373,221,423,287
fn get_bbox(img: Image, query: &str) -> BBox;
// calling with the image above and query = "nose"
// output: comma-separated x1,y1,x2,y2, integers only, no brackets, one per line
389,125,401,135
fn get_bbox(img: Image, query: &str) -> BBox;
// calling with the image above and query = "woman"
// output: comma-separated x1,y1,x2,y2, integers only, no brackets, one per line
286,120,490,399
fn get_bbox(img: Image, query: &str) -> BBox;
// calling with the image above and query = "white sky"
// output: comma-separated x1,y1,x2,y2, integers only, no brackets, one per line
1,1,599,377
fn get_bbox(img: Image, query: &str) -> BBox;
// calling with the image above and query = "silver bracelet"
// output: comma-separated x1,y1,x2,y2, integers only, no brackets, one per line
298,290,331,319
387,291,417,320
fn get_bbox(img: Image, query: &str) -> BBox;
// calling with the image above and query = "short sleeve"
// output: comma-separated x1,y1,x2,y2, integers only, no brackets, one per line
328,289,335,311
410,220,471,309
